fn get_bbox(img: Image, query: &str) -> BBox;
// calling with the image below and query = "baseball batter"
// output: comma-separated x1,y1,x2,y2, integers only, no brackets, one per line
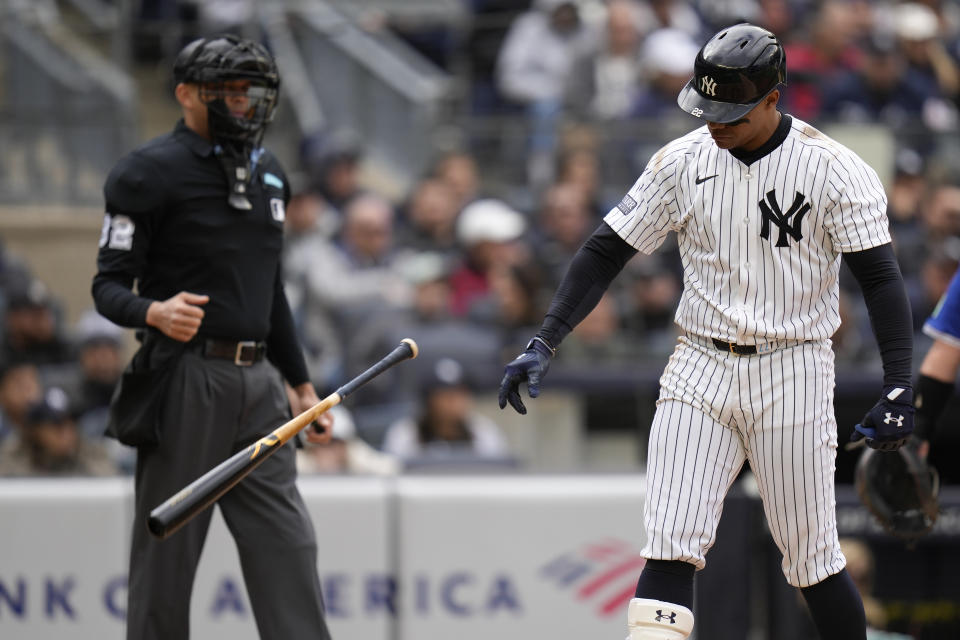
499,24,914,640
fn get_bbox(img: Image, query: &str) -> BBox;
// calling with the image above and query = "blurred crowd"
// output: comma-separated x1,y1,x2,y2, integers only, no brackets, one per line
4,0,960,477
0,253,128,477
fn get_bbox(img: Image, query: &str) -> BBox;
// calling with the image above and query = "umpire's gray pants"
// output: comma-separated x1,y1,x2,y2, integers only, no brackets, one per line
126,349,331,640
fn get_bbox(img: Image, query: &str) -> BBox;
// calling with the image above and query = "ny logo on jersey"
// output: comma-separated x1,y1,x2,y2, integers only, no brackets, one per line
655,610,677,624
699,76,717,96
759,190,811,247
884,413,905,427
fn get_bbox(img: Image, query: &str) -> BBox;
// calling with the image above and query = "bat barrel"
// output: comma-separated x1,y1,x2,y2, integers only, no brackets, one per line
148,442,274,539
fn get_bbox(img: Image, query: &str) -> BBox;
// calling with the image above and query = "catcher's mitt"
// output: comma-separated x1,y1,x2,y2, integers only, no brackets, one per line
855,440,940,541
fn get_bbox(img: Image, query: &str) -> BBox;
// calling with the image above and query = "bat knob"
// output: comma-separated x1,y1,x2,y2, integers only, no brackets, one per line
401,338,419,359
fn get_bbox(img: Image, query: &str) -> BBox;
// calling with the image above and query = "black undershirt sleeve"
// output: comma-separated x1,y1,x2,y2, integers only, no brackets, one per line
842,243,913,388
266,268,311,387
914,373,953,441
537,222,638,347
91,273,153,328
92,151,165,328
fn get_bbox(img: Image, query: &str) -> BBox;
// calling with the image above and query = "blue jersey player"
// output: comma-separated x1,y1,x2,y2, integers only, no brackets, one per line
914,266,960,456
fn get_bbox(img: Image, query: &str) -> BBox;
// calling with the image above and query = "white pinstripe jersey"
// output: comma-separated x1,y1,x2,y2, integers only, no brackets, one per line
604,116,891,343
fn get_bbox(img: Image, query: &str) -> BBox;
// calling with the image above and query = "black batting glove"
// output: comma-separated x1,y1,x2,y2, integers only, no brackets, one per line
498,336,555,415
850,385,914,451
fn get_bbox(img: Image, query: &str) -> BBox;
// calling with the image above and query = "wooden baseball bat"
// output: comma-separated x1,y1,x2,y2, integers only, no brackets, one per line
147,338,418,540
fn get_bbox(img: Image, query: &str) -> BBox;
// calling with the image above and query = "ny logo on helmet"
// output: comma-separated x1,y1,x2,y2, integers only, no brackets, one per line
883,413,905,428
700,76,717,97
655,610,677,624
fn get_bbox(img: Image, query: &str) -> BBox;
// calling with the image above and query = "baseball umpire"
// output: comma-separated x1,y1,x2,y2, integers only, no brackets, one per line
92,35,334,640
499,24,914,640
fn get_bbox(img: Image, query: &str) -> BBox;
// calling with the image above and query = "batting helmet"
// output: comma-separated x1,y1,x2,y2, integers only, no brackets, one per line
677,23,786,124
173,35,280,146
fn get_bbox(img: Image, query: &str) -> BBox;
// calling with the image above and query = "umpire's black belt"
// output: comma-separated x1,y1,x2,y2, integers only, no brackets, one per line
201,339,267,366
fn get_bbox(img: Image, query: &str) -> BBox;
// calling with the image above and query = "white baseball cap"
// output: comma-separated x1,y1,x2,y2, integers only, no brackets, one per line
643,28,699,76
456,198,527,246
895,3,939,41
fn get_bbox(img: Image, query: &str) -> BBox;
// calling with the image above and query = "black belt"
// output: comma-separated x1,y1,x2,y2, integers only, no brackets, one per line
711,338,757,356
201,339,267,366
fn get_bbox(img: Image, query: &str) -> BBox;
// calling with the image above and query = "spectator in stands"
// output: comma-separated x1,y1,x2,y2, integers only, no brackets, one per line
918,179,960,250
296,405,399,476
0,386,117,477
431,150,482,211
889,2,960,131
556,145,607,219
820,34,939,131
780,1,864,122
285,193,411,391
300,129,366,215
338,194,408,274
381,356,510,464
496,0,594,188
449,198,528,317
632,28,701,118
50,310,126,440
531,182,595,288
567,0,646,122
1,278,73,367
0,358,42,444
395,177,463,256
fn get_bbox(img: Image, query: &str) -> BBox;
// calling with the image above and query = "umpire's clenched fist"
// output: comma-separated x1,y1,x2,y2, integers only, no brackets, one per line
146,291,209,342
498,336,555,415
851,385,914,451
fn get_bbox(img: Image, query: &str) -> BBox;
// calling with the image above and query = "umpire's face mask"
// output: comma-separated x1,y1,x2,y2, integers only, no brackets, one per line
200,79,278,209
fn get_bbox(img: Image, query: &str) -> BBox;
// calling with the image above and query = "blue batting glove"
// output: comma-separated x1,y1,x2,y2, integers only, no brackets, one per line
498,337,555,415
850,386,914,451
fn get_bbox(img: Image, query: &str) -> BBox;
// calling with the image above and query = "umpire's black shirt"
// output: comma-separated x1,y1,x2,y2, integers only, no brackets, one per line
93,119,309,385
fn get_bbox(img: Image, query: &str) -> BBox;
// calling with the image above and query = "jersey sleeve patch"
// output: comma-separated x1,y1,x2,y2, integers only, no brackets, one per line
263,172,284,190
270,198,286,222
616,194,638,215
100,213,136,251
